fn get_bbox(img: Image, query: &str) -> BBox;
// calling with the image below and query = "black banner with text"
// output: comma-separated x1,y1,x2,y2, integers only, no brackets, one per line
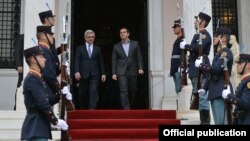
159,125,250,140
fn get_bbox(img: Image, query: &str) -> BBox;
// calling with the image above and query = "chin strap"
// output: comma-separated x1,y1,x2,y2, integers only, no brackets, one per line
240,62,247,75
33,55,42,71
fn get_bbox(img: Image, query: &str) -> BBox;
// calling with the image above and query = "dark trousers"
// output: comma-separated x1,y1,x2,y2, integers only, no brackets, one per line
17,72,23,87
117,75,137,109
14,72,23,110
78,76,99,109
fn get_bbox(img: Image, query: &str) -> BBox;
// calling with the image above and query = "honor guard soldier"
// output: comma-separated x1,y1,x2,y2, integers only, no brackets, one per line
21,46,68,140
170,19,184,94
39,10,62,76
195,27,234,124
180,12,212,125
36,25,72,101
222,54,250,125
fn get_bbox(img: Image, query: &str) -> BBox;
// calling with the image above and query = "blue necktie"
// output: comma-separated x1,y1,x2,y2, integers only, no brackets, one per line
87,44,91,58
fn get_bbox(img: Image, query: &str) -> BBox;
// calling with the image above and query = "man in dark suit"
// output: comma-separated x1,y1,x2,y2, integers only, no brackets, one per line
74,29,106,109
112,27,144,109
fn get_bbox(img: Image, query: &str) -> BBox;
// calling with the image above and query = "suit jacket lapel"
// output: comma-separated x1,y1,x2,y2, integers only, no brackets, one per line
82,44,89,57
119,43,127,57
92,45,97,58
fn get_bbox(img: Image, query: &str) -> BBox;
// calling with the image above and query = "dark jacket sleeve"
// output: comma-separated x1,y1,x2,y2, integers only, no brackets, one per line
136,41,144,70
98,47,105,75
112,45,117,75
14,34,24,68
41,49,60,93
74,46,81,73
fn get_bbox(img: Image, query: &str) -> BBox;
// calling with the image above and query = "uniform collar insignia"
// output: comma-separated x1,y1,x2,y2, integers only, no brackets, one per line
29,69,42,78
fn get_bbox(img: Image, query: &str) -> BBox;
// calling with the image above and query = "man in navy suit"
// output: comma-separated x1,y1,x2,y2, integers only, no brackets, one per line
74,29,106,109
112,27,144,109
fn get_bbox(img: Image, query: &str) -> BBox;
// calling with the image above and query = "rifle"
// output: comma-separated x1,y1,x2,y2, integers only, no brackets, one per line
59,1,74,140
176,3,187,86
180,24,188,86
221,52,232,124
190,20,203,110
213,19,220,57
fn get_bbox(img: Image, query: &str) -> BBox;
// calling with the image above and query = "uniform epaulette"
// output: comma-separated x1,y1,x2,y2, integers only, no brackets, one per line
29,69,42,78
241,73,250,80
38,42,50,49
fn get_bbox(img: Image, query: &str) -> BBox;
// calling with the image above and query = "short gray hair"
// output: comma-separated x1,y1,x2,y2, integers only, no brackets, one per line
84,29,95,37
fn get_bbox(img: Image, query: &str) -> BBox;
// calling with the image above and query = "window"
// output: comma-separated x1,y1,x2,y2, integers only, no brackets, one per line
0,0,20,68
212,0,238,39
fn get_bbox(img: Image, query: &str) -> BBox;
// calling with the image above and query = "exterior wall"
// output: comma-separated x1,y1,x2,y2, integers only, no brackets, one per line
5,0,250,111
238,0,250,53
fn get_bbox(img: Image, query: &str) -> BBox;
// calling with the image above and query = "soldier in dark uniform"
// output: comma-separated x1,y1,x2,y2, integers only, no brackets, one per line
21,46,68,141
170,19,184,94
222,54,250,125
180,12,212,124
39,10,61,76
195,27,233,124
36,26,72,101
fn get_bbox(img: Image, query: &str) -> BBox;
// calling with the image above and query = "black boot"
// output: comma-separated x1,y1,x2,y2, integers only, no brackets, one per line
200,110,210,125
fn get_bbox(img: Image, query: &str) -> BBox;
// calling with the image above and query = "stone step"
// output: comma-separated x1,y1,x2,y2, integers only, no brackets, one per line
0,130,60,141
0,110,60,140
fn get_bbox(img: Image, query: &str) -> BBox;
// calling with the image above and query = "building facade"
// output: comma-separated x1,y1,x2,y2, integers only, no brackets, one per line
0,0,249,111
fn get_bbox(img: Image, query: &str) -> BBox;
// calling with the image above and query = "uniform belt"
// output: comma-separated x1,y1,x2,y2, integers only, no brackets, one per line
27,108,38,114
171,55,181,59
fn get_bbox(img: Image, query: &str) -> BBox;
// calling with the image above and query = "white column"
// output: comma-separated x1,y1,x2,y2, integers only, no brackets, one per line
148,0,165,109
237,0,250,53
161,0,184,110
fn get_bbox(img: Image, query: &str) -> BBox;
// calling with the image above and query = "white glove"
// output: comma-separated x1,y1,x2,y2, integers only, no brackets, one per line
195,56,203,68
180,39,186,49
62,86,72,100
198,89,206,96
178,67,184,73
56,119,68,131
61,37,68,45
64,61,70,76
222,85,231,99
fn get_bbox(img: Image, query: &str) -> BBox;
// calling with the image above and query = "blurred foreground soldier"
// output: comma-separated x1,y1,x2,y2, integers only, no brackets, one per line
21,46,68,140
196,27,233,124
170,19,184,94
222,54,250,125
180,12,212,124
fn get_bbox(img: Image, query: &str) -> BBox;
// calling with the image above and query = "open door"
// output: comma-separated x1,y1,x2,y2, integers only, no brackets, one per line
71,0,149,109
